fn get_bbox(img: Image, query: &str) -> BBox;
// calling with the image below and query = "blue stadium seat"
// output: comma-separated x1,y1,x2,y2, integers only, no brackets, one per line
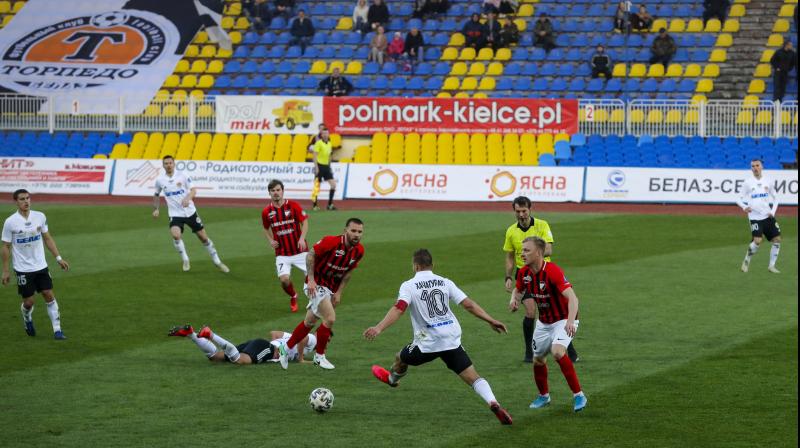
532,78,548,90
224,61,241,73
539,63,556,76
354,47,369,59
381,62,398,75
505,62,522,75
586,78,603,92
363,62,380,74
259,32,276,44
276,60,294,73
251,46,268,58
415,63,432,75
623,79,640,92
354,77,371,90
496,78,514,90
319,47,336,58
248,76,266,89
285,46,302,58
407,77,424,90
231,75,248,88
529,48,547,61
432,62,450,75
372,77,389,90
575,63,591,76
568,78,585,91
259,61,276,73
390,77,407,90
539,153,557,166
344,32,362,45
233,46,250,58
424,77,443,90
558,64,575,76
301,76,319,89
605,79,622,92
268,46,285,58
337,47,354,59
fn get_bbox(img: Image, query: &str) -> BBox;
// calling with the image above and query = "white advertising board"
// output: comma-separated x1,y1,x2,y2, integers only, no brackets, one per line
0,157,112,194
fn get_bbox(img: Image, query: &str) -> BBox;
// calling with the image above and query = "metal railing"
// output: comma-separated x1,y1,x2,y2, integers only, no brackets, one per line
577,99,626,137
627,99,702,137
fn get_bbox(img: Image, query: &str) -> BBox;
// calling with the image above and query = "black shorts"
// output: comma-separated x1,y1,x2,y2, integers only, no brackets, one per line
750,217,781,240
399,343,473,374
15,268,53,298
315,164,334,181
169,213,204,233
227,338,275,364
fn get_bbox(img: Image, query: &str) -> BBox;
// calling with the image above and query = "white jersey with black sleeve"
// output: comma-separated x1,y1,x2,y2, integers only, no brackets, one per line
397,270,468,353
154,172,197,218
1,210,49,273
736,175,778,221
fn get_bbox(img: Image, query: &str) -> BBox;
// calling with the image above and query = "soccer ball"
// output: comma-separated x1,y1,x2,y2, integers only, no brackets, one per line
91,11,129,28
309,387,334,413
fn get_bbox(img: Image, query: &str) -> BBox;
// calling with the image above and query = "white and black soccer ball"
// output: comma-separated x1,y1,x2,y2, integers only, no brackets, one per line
91,11,129,28
309,387,334,413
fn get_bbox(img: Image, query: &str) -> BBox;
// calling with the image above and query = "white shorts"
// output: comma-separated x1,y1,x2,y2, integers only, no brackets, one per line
532,319,579,358
275,253,307,277
303,284,333,318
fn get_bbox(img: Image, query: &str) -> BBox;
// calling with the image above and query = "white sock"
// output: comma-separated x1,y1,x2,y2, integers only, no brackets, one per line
46,300,61,332
173,239,189,261
769,243,780,267
388,369,407,385
189,333,218,358
211,333,239,362
20,303,33,322
471,378,497,405
744,241,759,262
204,239,222,265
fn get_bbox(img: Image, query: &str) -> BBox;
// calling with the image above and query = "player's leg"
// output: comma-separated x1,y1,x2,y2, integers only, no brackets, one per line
372,351,408,387
194,227,229,273
530,321,553,409
451,349,513,425
310,173,321,210
326,178,337,210
276,256,298,312
169,324,222,359
550,321,586,412
197,326,241,362
41,287,65,340
742,221,763,273
231,354,254,365
312,297,336,369
521,298,537,362
766,219,781,273
20,295,36,336
170,224,191,271
279,308,318,369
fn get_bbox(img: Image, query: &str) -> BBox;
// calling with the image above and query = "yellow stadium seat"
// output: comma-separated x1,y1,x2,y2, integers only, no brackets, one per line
755,111,772,125
722,19,739,32
143,132,164,159
665,64,683,77
353,145,371,163
650,19,667,32
371,132,388,163
191,133,212,160
160,133,180,159
554,133,569,143
767,34,784,47
418,133,435,164
780,110,795,125
748,79,765,93
610,109,625,123
216,47,232,59
197,75,214,89
494,48,512,61
448,33,465,46
386,133,404,164
646,109,664,124
779,4,794,16
737,110,753,124
629,63,646,77
468,62,486,76
189,90,205,101
696,79,714,93
647,64,665,77
221,16,234,30
197,105,214,118
686,19,704,32
684,64,702,77
109,143,128,159
185,45,200,58
629,109,645,123
665,110,682,124
207,60,224,74
690,94,706,104
336,17,353,30
12,0,22,13
223,134,243,161
234,17,249,30
200,45,216,58
0,2,11,14
474,92,490,99
709,49,726,62
478,77,496,90
487,134,503,164
163,75,180,88
174,60,190,73
454,92,470,98
162,104,180,118
154,89,170,101
273,134,292,161
519,134,536,160
450,62,468,76
668,19,686,33
476,48,494,61
773,19,790,33
704,19,722,32
459,48,476,61
435,134,453,164
760,49,774,63
537,133,554,154
514,19,527,32
180,75,198,88
189,60,207,73
441,47,458,60
176,133,196,160
443,77,460,90
729,4,745,16
226,2,242,15
503,134,521,165
229,31,242,45
257,134,276,161
715,33,733,47
310,61,327,74
328,60,345,73
194,31,209,44
330,133,342,149
93,154,107,159
684,109,700,124
518,4,534,16
460,77,478,90
290,134,309,162
754,63,771,77
743,95,760,108
703,64,720,77
612,63,627,77
470,134,487,165
344,61,362,75
486,62,504,76
402,133,420,164
143,104,161,117
436,92,452,98
208,133,228,160
171,89,187,102
453,133,470,164
734,0,749,3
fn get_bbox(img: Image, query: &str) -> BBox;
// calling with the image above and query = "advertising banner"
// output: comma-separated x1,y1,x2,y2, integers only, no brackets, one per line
0,157,112,194
323,97,579,135
215,96,324,134
345,164,584,202
0,0,221,114
111,159,346,200
585,167,799,204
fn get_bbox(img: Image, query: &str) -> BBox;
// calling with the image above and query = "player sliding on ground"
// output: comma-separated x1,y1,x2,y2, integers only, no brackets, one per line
152,156,229,273
510,236,587,412
168,324,316,365
364,249,513,425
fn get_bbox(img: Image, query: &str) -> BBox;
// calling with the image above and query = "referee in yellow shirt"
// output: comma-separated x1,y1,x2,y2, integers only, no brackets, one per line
310,128,337,211
503,196,578,363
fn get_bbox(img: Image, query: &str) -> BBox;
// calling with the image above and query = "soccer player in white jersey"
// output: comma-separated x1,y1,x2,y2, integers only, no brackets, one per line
152,156,229,273
1,189,70,339
363,249,513,425
736,159,782,274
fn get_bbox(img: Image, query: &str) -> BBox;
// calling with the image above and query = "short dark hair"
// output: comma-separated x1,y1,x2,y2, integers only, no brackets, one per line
512,196,532,209
162,155,175,161
346,217,364,227
751,158,763,164
268,179,284,191
413,248,433,268
523,236,547,254
13,189,29,200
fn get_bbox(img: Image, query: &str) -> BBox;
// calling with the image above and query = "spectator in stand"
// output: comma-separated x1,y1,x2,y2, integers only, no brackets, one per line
631,5,653,32
319,68,353,97
533,13,556,53
591,45,613,79
613,0,633,33
498,17,520,48
368,25,389,64
485,12,501,51
499,0,518,15
427,0,450,16
770,41,796,103
463,13,488,50
403,26,425,64
273,0,295,19
702,0,730,26
387,31,405,61
412,0,426,18
649,28,676,65
368,0,390,31
246,0,272,31
289,9,314,55
483,0,501,15
353,0,370,33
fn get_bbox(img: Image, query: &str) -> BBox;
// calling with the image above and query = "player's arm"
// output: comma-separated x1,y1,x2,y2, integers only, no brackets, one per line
1,241,11,285
152,191,161,218
182,187,197,208
508,287,522,312
262,211,279,249
42,232,69,271
562,287,579,337
363,301,405,340
736,182,751,213
768,181,779,217
504,251,515,292
460,298,508,334
331,270,354,307
311,142,320,171
298,217,309,251
305,249,318,293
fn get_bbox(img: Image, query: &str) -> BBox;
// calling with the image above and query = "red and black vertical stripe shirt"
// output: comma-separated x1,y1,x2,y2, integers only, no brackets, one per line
307,235,365,292
261,200,307,256
516,261,576,324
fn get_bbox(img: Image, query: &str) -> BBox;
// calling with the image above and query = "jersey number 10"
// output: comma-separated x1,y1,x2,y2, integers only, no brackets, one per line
419,289,449,319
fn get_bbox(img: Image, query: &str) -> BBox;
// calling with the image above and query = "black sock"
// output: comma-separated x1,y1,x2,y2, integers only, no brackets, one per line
523,317,535,360
567,342,579,362
328,189,335,206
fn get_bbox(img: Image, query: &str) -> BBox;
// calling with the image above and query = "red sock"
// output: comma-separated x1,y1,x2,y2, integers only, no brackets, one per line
556,355,582,394
315,324,332,355
533,364,549,395
281,282,296,299
286,321,312,349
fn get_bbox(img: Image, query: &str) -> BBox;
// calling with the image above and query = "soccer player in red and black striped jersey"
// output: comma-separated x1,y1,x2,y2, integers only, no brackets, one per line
262,180,309,312
278,218,365,370
509,236,587,412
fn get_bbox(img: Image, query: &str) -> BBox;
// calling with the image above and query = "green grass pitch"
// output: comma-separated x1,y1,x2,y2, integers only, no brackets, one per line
1,204,796,447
